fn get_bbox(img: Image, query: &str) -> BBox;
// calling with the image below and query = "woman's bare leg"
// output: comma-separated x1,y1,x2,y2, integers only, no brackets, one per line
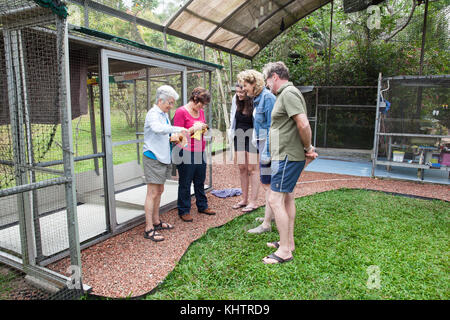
144,184,164,240
236,151,249,206
247,161,260,208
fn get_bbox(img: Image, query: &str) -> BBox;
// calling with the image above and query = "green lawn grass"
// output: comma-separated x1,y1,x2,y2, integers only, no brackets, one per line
146,189,449,300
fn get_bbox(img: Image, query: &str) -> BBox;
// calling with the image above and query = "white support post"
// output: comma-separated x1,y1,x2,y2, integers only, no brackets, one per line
371,73,382,177
182,67,188,106
100,49,118,233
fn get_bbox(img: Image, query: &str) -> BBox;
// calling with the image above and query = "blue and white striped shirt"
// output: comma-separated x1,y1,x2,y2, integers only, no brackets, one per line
143,105,185,164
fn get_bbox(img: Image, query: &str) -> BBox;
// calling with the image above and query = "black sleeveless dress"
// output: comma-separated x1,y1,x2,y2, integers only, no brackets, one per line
233,111,257,153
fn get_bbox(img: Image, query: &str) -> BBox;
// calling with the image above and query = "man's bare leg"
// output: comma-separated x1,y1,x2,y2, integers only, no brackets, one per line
263,190,293,263
266,192,295,251
285,192,296,251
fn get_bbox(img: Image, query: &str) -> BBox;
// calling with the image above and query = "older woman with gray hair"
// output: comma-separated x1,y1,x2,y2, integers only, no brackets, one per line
142,85,188,242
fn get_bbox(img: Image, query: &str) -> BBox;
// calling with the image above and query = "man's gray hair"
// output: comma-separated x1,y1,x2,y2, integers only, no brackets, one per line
155,85,179,104
262,61,290,80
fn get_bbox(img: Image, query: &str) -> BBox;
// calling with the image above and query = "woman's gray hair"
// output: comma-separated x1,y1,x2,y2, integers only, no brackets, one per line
155,85,179,104
262,61,290,80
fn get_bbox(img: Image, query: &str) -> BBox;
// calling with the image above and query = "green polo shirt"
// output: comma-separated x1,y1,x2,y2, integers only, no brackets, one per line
269,82,307,161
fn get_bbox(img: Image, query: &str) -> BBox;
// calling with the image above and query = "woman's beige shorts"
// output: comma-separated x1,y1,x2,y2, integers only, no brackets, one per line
143,155,172,184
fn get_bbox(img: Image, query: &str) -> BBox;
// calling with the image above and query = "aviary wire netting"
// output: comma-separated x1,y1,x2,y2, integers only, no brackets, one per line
377,75,449,158
0,0,83,300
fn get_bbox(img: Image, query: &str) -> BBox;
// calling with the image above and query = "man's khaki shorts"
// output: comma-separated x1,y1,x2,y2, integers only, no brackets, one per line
143,155,172,185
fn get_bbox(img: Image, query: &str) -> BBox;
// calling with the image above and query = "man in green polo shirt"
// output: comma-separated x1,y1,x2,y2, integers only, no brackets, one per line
262,61,318,264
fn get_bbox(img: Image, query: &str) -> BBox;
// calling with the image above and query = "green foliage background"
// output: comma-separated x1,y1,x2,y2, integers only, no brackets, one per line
68,0,449,86
253,0,449,86
67,0,449,148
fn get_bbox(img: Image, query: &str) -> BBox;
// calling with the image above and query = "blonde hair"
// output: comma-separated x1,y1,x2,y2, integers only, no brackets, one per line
237,69,265,96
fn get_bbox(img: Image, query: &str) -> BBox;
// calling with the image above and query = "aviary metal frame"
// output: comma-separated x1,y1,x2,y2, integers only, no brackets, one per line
99,48,214,235
0,1,218,297
0,1,83,294
34,28,218,266
371,73,450,180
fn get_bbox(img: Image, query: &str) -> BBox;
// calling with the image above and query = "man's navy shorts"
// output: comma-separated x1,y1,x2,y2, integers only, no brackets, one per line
260,161,271,185
270,157,306,193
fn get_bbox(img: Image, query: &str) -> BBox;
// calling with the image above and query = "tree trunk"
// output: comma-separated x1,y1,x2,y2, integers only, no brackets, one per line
213,50,230,130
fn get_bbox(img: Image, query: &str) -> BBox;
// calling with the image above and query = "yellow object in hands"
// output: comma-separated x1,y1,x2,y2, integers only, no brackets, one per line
192,130,202,140
191,126,208,141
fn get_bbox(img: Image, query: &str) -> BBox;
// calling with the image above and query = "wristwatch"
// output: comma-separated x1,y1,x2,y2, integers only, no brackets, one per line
304,145,314,152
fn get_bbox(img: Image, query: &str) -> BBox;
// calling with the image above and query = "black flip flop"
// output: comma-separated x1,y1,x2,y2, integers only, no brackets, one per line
144,229,164,242
153,221,174,231
263,253,293,264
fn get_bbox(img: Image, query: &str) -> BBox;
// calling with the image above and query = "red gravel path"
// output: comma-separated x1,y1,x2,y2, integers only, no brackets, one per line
48,156,449,298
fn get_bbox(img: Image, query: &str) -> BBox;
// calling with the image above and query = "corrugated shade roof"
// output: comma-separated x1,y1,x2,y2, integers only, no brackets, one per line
165,0,331,59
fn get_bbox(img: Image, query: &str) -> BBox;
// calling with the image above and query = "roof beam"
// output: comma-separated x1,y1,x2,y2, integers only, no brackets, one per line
68,0,333,60
183,8,222,27
251,0,332,57
169,4,253,45
231,0,298,51
167,27,252,59
68,0,164,32
67,0,252,59
204,0,252,42
164,0,196,28
272,0,300,22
